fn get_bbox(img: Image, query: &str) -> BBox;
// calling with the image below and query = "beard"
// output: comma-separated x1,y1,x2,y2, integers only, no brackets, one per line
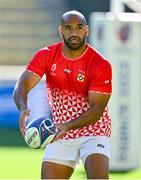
63,35,86,50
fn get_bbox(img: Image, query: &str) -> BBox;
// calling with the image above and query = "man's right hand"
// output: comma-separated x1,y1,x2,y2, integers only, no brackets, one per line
19,109,31,137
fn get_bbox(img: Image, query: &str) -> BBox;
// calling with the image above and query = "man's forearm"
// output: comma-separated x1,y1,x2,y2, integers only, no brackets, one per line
13,85,28,111
67,106,103,131
13,71,41,113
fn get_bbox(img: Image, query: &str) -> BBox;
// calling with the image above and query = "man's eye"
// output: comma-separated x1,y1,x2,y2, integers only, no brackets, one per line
77,26,83,30
65,26,71,30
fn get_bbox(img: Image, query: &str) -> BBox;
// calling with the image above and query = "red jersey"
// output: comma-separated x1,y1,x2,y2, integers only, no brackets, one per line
26,42,112,140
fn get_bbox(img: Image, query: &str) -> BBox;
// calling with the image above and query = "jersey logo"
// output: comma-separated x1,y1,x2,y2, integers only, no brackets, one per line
104,80,110,84
51,64,56,76
77,73,85,82
64,69,72,73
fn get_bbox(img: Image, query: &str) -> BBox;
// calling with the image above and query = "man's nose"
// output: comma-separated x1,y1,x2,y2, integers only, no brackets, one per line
70,29,78,36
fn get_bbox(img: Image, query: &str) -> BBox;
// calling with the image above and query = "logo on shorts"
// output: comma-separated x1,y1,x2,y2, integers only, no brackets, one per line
97,144,105,148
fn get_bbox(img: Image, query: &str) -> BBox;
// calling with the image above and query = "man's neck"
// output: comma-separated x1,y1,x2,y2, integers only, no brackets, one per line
62,43,88,59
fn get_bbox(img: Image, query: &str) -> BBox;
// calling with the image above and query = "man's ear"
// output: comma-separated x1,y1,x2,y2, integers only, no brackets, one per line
58,26,63,39
86,25,89,37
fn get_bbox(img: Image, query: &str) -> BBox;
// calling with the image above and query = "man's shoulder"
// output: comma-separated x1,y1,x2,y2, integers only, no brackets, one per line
88,44,106,61
37,42,62,55
88,44,110,64
47,41,63,51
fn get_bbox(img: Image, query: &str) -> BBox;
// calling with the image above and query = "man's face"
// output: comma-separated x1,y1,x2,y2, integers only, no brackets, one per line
60,15,89,50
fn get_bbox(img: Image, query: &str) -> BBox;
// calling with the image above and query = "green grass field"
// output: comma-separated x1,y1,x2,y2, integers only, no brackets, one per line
0,129,141,179
0,147,141,179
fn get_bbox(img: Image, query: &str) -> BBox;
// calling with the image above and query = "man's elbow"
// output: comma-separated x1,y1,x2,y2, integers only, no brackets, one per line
92,106,106,121
95,111,102,121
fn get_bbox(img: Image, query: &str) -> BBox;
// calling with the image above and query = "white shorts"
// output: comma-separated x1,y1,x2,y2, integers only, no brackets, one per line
42,136,110,169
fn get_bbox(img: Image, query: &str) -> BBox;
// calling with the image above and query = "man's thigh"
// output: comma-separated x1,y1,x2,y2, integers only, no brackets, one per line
41,161,74,179
42,139,80,167
85,153,109,179
80,136,110,179
41,139,80,179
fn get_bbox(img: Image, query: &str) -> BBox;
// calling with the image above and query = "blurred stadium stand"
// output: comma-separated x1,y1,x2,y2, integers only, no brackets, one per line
0,0,110,65
0,0,65,65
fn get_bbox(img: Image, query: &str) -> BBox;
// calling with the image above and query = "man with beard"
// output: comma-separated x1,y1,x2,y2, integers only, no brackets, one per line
13,10,112,179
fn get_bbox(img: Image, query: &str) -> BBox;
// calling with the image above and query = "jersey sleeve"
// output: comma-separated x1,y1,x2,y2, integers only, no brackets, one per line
26,48,48,78
89,60,112,94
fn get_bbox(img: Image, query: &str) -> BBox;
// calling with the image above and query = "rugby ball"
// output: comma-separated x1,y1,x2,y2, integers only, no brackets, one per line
24,116,56,149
